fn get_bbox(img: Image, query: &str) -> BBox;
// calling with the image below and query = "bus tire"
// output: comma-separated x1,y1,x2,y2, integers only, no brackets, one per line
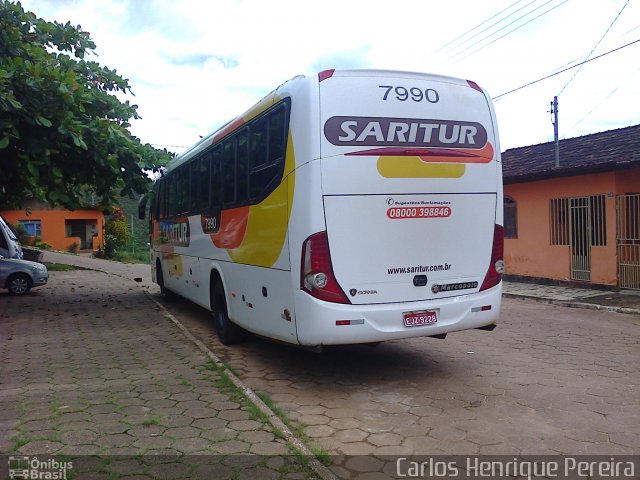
212,282,245,345
156,261,176,301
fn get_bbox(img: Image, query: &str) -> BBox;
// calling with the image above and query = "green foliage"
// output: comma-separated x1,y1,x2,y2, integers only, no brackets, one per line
105,221,129,247
0,1,171,210
105,207,129,247
6,220,29,244
35,240,51,250
117,193,150,255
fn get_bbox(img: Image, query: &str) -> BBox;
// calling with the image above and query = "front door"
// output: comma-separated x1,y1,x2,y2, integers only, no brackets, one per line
569,197,591,281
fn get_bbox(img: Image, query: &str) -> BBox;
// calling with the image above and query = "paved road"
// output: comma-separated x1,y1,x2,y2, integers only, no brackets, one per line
162,292,640,465
0,270,321,479
7,252,638,478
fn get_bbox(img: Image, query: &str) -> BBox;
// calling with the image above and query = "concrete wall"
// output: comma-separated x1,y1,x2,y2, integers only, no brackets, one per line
0,206,104,252
504,166,640,286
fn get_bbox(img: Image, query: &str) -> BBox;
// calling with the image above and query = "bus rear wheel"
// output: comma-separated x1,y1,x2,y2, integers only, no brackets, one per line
156,261,176,301
212,282,245,345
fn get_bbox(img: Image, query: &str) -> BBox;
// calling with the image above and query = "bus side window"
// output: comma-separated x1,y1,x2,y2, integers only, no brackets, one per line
189,160,198,213
222,139,237,206
249,118,268,199
249,106,286,201
236,129,249,204
210,146,222,210
176,167,189,216
192,154,210,212
158,180,165,220
269,107,286,163
167,174,176,218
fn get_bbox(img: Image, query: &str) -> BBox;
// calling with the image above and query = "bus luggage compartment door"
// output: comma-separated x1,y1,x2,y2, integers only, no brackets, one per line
322,193,496,305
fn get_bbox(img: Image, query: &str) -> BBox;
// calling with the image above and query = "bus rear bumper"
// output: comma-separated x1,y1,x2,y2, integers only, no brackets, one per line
294,284,501,346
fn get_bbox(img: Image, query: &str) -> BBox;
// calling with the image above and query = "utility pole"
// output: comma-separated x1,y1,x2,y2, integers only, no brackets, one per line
550,96,559,167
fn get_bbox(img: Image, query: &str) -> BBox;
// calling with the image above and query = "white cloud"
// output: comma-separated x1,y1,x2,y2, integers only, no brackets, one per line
20,0,640,152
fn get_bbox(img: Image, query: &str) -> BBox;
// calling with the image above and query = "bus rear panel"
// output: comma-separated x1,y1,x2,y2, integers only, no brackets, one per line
292,70,502,346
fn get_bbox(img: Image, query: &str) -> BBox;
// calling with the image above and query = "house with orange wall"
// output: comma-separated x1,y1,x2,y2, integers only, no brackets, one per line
502,124,640,289
0,201,104,252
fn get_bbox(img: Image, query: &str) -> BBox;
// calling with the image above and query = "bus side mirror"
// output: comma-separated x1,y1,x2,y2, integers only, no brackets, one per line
138,194,148,220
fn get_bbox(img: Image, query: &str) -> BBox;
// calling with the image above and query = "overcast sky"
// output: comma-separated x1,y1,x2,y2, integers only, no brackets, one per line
20,0,640,153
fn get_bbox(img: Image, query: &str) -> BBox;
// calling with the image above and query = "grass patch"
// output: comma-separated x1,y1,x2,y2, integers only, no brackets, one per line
10,433,32,452
203,360,331,468
108,250,149,264
177,374,193,387
138,417,161,427
44,263,89,271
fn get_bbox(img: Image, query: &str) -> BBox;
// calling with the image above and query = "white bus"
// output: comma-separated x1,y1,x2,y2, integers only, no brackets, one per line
143,69,504,348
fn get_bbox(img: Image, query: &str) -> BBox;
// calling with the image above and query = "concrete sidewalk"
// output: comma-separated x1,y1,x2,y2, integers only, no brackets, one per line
503,280,640,315
0,268,323,479
43,250,640,315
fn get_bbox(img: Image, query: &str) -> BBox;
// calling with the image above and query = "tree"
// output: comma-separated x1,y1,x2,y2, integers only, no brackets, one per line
0,1,171,210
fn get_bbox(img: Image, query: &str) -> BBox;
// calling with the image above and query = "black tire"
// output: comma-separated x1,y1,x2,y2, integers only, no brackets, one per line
212,282,245,345
156,261,176,301
7,273,32,295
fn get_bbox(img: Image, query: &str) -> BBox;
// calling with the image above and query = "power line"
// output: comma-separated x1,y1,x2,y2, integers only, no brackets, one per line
151,143,187,150
558,0,630,96
436,0,531,54
453,0,567,63
493,38,640,100
569,63,640,131
569,85,621,131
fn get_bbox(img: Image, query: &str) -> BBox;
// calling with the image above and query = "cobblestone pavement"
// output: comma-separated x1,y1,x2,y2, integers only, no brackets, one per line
0,270,321,479
164,292,640,473
4,252,639,479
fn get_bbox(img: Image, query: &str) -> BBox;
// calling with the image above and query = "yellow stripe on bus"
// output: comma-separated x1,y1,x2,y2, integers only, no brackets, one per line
377,157,466,178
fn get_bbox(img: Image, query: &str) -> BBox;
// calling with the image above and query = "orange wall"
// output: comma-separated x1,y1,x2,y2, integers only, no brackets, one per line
0,208,104,251
503,168,640,286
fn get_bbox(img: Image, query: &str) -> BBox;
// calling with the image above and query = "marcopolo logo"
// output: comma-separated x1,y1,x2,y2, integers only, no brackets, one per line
324,116,488,149
8,456,73,480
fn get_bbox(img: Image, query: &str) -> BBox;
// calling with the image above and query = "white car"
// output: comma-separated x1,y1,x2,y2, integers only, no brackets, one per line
0,256,49,295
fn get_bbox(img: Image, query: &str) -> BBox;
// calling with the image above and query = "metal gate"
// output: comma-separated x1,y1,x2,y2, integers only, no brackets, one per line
617,194,640,289
570,197,591,281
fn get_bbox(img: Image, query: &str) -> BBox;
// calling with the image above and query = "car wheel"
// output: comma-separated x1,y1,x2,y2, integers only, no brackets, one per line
212,282,245,345
7,273,32,295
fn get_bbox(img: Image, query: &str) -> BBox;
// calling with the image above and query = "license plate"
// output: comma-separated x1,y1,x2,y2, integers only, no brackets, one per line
403,310,438,327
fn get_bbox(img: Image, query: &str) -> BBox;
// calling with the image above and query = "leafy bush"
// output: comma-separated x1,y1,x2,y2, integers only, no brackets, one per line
104,207,129,248
6,221,30,244
35,240,52,250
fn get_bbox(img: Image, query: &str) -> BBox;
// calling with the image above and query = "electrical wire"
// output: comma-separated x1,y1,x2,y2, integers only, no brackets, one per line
435,0,531,54
569,86,621,131
569,64,640,131
452,0,567,63
558,0,630,96
493,38,640,100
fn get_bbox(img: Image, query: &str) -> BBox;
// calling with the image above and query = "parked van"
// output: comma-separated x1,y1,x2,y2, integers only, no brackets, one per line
0,215,23,259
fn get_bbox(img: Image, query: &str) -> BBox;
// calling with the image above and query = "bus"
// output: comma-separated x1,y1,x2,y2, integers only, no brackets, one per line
142,69,504,348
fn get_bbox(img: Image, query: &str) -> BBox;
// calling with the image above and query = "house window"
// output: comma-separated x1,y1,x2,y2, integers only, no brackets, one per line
19,220,41,238
504,197,517,238
589,194,606,246
550,198,569,245
550,195,606,246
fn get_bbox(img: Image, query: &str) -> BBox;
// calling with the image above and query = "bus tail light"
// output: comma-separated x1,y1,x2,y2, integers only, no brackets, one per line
301,231,350,304
480,224,504,291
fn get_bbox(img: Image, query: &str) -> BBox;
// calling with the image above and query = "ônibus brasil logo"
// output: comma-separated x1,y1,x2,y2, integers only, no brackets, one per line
8,456,73,480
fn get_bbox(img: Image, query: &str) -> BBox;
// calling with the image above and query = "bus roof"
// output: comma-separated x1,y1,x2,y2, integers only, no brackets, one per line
162,69,488,175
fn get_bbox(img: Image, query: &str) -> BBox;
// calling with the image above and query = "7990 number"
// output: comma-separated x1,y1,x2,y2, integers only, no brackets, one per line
379,85,439,103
